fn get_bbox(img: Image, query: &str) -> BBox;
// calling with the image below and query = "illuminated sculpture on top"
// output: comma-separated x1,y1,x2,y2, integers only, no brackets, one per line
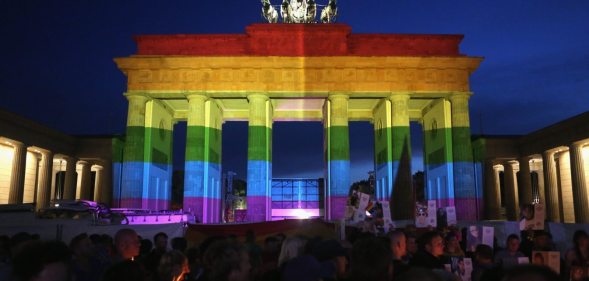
261,0,337,23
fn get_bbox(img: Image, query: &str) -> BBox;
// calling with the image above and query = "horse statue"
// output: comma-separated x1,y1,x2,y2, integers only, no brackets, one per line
281,0,293,23
281,0,317,23
306,0,317,23
320,0,337,23
261,0,279,23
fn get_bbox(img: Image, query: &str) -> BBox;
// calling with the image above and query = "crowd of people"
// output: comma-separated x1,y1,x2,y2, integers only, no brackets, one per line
1,224,589,281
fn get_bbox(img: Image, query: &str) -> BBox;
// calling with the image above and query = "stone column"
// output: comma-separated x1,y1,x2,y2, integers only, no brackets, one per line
494,166,503,208
93,166,104,203
542,150,561,222
184,93,224,223
8,141,27,204
78,161,92,200
62,156,78,200
389,94,413,219
449,93,479,220
324,94,350,221
518,156,534,205
484,160,501,219
36,150,54,210
100,161,113,206
570,143,589,223
121,93,149,208
504,161,520,221
247,94,273,222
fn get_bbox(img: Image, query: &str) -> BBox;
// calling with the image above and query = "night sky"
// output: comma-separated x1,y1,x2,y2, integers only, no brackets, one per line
1,1,588,182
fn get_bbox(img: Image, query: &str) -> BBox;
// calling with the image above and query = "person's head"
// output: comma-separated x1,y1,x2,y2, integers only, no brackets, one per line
263,236,280,253
12,240,71,281
573,230,589,251
311,239,347,278
389,231,407,259
70,233,94,258
114,228,140,260
506,234,520,253
139,239,153,256
405,233,418,256
458,258,465,273
502,265,559,281
533,252,545,265
349,237,392,281
533,231,552,250
278,236,307,266
444,232,460,253
420,231,444,257
204,240,251,281
521,204,534,220
171,237,187,252
158,250,190,281
154,232,168,253
474,244,493,265
468,226,479,238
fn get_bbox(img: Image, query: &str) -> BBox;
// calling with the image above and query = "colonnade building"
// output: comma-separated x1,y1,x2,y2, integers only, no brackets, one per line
473,111,589,223
0,110,118,209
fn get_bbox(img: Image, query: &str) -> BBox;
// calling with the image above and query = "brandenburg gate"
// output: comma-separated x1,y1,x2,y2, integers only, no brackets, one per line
114,23,482,223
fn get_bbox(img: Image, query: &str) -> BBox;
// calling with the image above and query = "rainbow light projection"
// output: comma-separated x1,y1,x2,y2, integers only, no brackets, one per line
114,24,483,223
324,95,350,220
120,96,174,210
184,94,223,223
246,94,273,222
373,95,413,219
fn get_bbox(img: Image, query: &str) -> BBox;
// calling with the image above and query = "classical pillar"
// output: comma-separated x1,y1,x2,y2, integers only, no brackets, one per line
62,156,78,200
518,156,534,205
373,99,393,203
570,143,589,223
323,94,350,221
247,94,273,222
8,141,27,204
184,94,223,223
504,161,520,221
422,99,453,209
36,150,54,210
142,99,174,211
484,160,501,219
79,161,92,200
93,166,104,203
542,150,561,222
389,94,413,219
121,94,149,208
100,161,113,206
449,93,478,220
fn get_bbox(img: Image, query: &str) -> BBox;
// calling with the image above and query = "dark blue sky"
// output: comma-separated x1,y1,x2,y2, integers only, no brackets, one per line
1,1,588,182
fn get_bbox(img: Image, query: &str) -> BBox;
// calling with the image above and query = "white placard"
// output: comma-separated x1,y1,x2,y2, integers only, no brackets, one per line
353,192,370,222
450,257,473,281
415,200,437,228
380,201,395,233
532,251,560,274
466,225,494,252
446,206,457,226
520,203,545,230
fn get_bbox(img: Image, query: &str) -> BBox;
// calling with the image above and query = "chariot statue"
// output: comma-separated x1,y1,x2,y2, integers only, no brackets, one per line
261,0,337,24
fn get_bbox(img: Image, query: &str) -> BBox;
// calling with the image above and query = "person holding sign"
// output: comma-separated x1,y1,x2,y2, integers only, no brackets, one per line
494,234,526,269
